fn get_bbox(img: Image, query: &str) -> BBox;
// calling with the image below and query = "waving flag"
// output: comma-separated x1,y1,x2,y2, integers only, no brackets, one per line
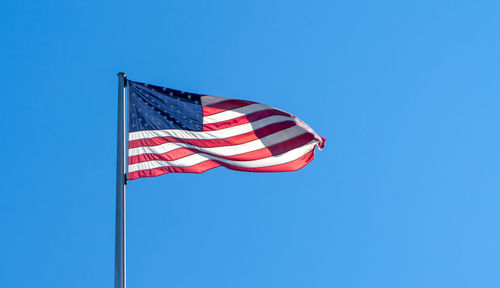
127,80,325,180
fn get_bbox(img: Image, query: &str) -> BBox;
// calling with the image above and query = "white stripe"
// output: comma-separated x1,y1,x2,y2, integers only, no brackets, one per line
203,103,272,124
129,115,295,141
200,95,227,106
129,125,307,157
128,141,317,173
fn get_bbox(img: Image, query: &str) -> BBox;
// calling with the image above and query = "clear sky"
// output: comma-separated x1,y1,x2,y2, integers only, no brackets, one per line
1,1,499,287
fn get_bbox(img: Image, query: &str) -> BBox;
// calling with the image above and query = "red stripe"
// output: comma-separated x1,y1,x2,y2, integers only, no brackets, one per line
128,161,220,180
129,120,296,149
203,109,291,131
202,99,255,116
128,149,315,180
318,136,326,149
128,132,314,164
130,147,195,164
219,148,315,172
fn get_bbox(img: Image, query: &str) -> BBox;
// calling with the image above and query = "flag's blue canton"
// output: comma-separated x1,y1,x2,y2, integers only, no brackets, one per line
128,81,203,132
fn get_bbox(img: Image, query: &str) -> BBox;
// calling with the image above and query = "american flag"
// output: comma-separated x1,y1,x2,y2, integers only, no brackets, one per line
127,80,325,180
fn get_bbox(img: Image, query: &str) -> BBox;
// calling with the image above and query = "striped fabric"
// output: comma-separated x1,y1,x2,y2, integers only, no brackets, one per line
127,81,325,180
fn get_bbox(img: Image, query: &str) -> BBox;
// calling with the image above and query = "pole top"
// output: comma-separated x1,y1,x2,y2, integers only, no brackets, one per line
117,72,126,78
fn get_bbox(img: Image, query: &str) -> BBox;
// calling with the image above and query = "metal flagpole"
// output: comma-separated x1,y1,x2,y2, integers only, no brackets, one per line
115,72,127,288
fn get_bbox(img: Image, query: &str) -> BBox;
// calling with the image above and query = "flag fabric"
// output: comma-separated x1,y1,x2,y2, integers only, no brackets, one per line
127,80,325,180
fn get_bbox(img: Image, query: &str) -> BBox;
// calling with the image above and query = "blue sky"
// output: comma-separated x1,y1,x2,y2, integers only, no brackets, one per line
1,1,499,287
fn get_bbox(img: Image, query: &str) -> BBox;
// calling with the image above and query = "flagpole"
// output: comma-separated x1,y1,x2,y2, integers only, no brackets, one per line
115,72,127,288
